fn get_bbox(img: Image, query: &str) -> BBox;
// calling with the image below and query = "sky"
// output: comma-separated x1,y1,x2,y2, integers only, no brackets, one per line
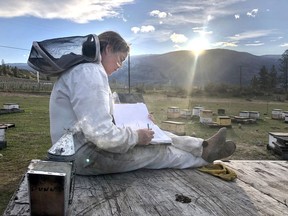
0,0,288,63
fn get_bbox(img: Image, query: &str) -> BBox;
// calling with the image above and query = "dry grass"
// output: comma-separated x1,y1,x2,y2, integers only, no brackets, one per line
0,92,287,214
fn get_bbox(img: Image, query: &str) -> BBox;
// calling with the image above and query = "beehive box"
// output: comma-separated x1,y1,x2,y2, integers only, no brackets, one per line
3,103,19,110
216,116,231,126
192,106,204,117
217,108,226,116
167,106,181,119
0,141,6,149
161,121,186,135
249,111,260,119
239,111,249,118
281,111,288,119
180,109,192,119
0,128,6,149
268,132,288,149
200,110,213,123
27,160,73,216
267,132,288,159
272,109,282,120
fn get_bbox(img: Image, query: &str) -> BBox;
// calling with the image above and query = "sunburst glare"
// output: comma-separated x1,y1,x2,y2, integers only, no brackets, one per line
187,53,199,96
188,37,210,56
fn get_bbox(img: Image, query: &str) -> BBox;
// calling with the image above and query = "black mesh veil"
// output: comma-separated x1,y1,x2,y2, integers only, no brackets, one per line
27,34,100,76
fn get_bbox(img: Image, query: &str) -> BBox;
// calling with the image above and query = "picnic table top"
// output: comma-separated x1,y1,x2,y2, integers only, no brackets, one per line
4,160,288,216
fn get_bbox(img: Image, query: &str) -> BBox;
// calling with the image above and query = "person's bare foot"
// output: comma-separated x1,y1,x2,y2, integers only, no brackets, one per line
201,128,236,163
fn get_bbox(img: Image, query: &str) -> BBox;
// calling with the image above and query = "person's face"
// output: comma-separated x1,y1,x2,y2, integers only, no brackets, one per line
101,45,128,76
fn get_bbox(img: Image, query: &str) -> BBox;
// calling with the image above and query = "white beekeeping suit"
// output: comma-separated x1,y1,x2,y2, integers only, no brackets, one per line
49,62,208,175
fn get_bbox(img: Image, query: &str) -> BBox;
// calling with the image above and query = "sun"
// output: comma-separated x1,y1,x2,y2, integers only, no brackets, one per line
188,37,210,55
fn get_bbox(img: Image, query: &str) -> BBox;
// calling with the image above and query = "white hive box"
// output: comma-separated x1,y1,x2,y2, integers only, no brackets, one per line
27,160,73,216
200,110,213,123
192,106,204,117
0,128,6,150
167,106,181,119
239,111,249,118
281,111,288,119
249,111,260,119
180,109,192,119
272,109,282,120
3,103,19,109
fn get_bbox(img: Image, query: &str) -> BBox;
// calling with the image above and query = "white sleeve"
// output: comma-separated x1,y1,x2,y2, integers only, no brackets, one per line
66,63,138,153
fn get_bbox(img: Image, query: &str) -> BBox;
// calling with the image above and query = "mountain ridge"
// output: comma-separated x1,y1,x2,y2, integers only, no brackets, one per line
111,48,281,88
8,48,281,88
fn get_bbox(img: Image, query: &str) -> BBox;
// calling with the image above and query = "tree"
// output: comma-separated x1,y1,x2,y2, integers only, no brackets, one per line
279,49,288,93
12,66,19,77
258,66,270,91
0,59,5,75
2,64,7,76
250,75,259,89
269,65,277,90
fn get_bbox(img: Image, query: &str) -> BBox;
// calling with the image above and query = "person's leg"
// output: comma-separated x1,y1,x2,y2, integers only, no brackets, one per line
74,128,236,175
165,131,204,156
74,142,207,175
201,128,236,163
143,145,208,169
167,127,236,163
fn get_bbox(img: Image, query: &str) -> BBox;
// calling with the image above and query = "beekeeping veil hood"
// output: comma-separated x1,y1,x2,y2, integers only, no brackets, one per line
27,34,100,76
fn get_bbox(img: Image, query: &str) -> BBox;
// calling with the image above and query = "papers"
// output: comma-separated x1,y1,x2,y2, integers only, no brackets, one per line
113,103,172,144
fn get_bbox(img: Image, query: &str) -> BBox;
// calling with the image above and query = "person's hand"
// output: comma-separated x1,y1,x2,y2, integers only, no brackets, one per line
148,112,155,123
137,129,155,145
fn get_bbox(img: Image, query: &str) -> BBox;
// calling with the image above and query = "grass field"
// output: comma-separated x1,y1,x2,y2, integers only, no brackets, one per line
0,92,287,214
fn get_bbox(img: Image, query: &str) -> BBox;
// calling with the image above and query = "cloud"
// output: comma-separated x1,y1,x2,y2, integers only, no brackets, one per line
280,43,288,47
0,0,134,23
141,25,155,33
173,44,182,50
149,10,169,18
213,41,238,47
131,25,155,34
245,43,264,46
192,27,213,35
131,27,140,34
170,33,188,43
146,0,249,29
228,30,274,41
247,9,258,18
207,15,213,22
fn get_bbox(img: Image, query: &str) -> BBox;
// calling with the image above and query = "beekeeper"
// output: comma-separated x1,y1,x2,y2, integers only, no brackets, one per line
49,31,236,175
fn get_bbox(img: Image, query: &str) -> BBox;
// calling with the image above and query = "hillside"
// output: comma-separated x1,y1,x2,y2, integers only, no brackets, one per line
8,49,281,88
110,49,280,88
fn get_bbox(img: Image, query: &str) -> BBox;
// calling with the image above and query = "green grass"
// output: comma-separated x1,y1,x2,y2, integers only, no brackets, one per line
0,92,287,214
145,94,287,160
0,93,51,214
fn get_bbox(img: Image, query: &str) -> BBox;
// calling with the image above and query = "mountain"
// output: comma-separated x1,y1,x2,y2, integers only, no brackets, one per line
8,63,36,72
8,49,281,88
110,49,281,88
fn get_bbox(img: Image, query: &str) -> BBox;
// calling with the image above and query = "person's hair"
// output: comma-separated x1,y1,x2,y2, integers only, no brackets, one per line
98,31,130,54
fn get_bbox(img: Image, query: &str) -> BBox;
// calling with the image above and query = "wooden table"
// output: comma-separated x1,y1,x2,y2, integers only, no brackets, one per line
4,160,288,216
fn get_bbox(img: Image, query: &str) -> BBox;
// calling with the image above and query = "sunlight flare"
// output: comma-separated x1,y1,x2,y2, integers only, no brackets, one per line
188,37,210,55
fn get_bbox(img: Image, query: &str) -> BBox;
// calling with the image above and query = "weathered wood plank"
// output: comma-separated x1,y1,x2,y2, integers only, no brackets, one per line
4,160,288,216
220,160,288,205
